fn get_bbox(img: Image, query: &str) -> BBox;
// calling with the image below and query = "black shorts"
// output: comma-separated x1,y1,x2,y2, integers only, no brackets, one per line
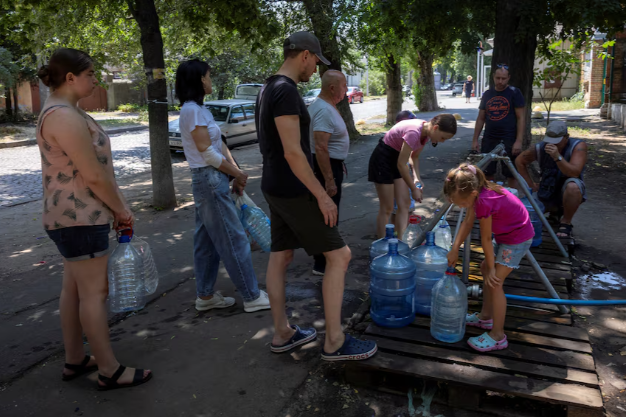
46,224,111,261
481,136,518,178
263,192,346,256
368,141,401,184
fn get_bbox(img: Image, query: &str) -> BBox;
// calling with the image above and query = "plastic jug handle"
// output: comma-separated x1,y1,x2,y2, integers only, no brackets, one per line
116,227,134,240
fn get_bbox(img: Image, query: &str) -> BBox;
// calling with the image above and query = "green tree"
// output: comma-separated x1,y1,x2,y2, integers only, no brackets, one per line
534,37,592,124
489,0,626,148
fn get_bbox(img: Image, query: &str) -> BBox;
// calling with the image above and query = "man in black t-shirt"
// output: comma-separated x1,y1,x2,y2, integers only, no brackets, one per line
256,32,377,361
472,63,525,188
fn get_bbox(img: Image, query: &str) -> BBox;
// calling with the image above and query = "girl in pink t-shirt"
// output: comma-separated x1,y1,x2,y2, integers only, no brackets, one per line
368,114,457,238
444,163,533,352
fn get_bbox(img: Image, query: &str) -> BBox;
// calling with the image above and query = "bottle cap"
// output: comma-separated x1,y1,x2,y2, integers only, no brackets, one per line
445,266,457,275
118,228,133,243
409,215,418,224
241,204,248,210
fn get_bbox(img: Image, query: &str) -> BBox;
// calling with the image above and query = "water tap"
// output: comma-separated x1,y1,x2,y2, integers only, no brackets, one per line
466,284,483,299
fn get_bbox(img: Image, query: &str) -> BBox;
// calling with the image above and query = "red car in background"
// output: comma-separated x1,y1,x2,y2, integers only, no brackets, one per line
346,86,364,104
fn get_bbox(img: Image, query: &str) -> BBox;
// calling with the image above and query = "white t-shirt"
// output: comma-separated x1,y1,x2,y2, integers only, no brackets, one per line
179,101,224,169
308,98,350,160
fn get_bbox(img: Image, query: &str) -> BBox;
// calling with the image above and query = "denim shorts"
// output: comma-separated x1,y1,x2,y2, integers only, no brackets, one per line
493,238,532,269
46,224,111,261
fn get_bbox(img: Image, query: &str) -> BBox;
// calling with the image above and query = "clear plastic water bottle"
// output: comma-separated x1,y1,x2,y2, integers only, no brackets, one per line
519,189,542,247
430,266,467,343
402,215,422,247
370,224,410,261
108,229,146,313
370,239,416,328
240,204,271,252
434,222,452,251
131,236,159,295
410,231,448,316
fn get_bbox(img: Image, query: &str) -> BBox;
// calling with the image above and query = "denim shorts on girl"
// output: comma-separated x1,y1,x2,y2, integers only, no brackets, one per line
493,238,532,269
46,224,111,261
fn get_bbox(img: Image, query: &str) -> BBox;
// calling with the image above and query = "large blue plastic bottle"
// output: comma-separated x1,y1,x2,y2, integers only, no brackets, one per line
108,230,146,313
240,204,272,252
430,266,467,343
370,224,410,261
370,239,416,328
519,189,543,247
410,231,448,316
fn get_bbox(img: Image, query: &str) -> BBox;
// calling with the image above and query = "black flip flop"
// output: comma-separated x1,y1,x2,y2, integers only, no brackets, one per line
62,355,98,381
97,365,152,391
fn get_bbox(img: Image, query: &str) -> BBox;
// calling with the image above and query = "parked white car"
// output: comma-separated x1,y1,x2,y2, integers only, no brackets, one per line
168,99,257,150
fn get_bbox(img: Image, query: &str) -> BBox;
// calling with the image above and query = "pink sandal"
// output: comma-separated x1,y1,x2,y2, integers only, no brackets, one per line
468,332,508,352
466,312,493,330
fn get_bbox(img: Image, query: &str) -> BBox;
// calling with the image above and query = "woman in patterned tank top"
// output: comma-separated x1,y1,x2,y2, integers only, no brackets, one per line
37,49,151,390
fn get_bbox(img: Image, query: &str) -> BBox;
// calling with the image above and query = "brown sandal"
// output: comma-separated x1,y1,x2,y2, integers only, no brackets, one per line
97,365,152,391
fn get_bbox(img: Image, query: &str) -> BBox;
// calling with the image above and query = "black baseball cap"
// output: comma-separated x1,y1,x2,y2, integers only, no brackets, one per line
284,32,331,65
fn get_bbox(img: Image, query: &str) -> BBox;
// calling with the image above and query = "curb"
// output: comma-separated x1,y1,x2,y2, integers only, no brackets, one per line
0,139,37,149
105,125,148,135
0,125,149,149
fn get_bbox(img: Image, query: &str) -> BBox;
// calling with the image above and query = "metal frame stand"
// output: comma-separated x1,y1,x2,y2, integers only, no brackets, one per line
414,144,569,314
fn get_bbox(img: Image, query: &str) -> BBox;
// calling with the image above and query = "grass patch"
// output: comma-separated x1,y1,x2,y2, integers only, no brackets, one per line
97,119,144,128
0,126,21,135
537,100,584,112
357,122,389,136
364,95,386,101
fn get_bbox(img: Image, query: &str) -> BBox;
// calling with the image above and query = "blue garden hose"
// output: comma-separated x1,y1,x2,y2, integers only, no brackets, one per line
505,294,626,306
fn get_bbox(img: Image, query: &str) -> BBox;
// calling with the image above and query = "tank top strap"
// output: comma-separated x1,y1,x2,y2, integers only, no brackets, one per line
37,105,71,141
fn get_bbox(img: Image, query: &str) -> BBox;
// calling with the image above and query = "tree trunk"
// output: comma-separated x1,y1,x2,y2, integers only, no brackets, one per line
4,86,13,120
302,0,359,140
415,51,438,112
491,0,537,149
127,0,176,209
12,86,18,122
218,86,225,100
385,54,403,125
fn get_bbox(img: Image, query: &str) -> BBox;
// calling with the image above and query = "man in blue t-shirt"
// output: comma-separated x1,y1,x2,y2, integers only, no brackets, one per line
472,63,525,188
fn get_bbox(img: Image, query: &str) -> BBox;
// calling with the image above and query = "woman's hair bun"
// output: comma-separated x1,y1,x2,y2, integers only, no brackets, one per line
37,65,51,86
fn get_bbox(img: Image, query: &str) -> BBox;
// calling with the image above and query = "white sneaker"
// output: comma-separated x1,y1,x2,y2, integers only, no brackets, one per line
195,292,236,311
244,290,271,313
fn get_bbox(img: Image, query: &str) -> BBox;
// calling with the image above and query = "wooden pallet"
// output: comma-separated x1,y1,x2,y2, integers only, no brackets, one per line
347,317,602,416
346,217,601,416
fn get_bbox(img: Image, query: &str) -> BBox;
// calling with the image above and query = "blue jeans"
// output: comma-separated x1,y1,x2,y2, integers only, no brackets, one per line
191,166,260,302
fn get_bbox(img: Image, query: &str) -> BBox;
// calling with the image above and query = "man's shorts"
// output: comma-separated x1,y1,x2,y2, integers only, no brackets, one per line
480,136,518,178
263,192,346,256
543,178,587,213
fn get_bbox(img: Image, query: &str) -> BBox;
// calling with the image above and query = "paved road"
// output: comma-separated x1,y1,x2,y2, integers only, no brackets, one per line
0,90,467,208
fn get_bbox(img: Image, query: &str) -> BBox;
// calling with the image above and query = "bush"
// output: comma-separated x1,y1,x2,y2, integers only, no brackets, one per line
117,103,142,113
359,70,386,96
569,90,585,102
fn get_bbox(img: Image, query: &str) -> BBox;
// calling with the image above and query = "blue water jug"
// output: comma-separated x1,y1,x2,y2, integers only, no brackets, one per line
519,189,543,247
240,204,271,252
370,239,416,328
370,224,410,261
108,229,146,313
430,266,467,343
410,231,448,316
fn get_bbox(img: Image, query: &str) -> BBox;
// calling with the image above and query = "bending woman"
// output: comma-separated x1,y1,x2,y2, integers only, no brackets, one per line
37,48,151,390
368,114,457,238
175,59,270,313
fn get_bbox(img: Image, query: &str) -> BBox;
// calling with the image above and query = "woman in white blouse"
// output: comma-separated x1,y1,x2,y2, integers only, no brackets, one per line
175,60,270,313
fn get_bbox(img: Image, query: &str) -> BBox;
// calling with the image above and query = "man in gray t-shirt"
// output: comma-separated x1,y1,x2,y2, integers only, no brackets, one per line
307,70,349,275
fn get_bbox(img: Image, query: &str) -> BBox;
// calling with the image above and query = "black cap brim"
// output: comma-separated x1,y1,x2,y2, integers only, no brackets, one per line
315,53,331,66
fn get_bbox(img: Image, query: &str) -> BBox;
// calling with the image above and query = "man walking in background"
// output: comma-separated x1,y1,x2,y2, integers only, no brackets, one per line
308,70,349,276
472,63,525,188
256,32,377,361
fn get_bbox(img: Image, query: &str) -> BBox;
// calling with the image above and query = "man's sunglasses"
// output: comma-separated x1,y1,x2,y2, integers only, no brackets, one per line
496,63,509,70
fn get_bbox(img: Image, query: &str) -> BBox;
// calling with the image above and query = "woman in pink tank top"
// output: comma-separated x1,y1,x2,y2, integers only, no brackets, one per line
37,49,151,390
